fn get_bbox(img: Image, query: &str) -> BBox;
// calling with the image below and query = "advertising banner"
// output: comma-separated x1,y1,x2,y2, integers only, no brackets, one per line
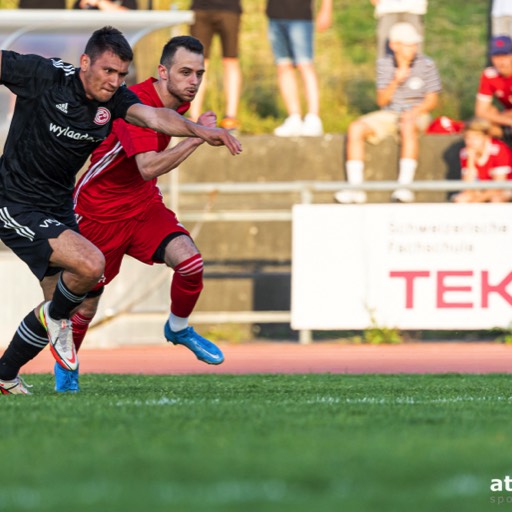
291,204,512,330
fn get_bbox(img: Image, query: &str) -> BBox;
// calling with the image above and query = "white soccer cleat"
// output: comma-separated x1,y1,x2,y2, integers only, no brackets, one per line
334,189,367,204
0,376,32,395
39,302,78,371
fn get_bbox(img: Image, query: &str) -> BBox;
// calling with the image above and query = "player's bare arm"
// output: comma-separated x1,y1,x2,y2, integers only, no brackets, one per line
135,110,218,181
125,103,242,155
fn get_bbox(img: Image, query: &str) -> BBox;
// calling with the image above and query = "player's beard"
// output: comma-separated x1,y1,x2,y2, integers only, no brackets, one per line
167,83,197,105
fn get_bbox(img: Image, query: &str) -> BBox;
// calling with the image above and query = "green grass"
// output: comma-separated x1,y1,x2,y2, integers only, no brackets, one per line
2,373,512,511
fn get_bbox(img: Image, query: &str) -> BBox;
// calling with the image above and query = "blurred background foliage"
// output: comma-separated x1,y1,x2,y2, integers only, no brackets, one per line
0,0,490,134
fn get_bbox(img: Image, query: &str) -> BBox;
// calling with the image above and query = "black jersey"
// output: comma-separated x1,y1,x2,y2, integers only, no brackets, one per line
0,51,141,213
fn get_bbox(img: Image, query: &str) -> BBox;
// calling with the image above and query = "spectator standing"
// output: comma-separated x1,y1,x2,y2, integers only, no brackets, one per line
189,0,242,131
452,118,512,203
334,22,441,204
267,0,332,137
491,0,512,38
371,0,427,59
476,35,512,146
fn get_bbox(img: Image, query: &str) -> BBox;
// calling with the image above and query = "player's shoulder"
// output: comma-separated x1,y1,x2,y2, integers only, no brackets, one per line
128,78,156,104
3,50,74,76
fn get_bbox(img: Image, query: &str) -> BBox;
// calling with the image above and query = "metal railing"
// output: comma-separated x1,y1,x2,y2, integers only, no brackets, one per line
171,179,512,344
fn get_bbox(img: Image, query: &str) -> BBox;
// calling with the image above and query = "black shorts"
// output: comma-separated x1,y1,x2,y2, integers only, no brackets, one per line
0,203,78,281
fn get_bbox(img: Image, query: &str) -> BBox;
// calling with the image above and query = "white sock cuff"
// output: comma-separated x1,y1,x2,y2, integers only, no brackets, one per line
346,160,364,185
398,159,417,184
169,313,188,333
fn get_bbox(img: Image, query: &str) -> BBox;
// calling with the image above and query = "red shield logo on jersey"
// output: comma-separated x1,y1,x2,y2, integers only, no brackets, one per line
94,107,111,125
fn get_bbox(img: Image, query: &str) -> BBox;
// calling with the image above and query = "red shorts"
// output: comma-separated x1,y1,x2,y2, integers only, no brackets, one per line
77,200,190,290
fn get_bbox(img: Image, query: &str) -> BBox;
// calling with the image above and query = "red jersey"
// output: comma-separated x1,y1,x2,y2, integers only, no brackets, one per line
74,77,189,222
459,138,512,180
477,66,512,109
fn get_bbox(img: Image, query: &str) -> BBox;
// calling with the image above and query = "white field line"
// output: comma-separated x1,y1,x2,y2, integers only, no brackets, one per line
111,395,512,407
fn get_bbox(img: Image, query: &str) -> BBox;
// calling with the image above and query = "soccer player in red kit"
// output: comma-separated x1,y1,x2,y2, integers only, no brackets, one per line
56,36,224,391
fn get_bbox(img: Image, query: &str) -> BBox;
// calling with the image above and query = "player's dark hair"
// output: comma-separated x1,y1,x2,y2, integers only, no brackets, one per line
85,26,133,63
159,36,204,68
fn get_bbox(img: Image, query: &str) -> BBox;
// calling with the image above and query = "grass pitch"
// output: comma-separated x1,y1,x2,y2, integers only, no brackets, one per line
1,373,511,512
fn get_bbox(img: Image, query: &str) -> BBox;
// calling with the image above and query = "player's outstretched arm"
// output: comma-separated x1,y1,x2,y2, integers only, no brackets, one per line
126,103,242,155
135,111,218,181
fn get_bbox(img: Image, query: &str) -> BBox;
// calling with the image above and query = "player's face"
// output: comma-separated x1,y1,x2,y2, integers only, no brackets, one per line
492,54,512,77
164,47,205,105
464,130,488,154
79,50,131,102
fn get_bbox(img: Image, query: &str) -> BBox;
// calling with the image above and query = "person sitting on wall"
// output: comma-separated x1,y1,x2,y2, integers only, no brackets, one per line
334,22,441,204
452,117,512,203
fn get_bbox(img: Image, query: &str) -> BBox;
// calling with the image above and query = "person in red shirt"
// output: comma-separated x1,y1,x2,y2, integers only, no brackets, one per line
55,35,225,392
475,35,512,144
453,117,512,203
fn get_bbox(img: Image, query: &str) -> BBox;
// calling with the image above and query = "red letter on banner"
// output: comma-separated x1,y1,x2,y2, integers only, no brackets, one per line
481,271,512,308
389,271,430,309
437,271,473,308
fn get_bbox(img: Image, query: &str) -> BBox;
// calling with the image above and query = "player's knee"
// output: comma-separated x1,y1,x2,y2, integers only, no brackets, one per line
348,120,364,138
81,249,105,283
175,253,204,286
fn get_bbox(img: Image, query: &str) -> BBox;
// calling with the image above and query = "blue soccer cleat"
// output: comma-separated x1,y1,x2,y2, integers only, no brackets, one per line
54,362,80,393
164,323,224,365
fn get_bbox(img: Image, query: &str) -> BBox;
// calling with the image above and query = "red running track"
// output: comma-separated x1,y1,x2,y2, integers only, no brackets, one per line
23,342,512,374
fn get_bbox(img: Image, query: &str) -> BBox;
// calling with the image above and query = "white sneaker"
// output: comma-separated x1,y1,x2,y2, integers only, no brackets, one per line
0,376,32,395
391,188,415,203
274,115,303,137
334,189,367,204
301,113,324,136
39,302,78,371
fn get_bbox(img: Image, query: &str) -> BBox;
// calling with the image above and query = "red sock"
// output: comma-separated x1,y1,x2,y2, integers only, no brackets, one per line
171,254,204,318
71,311,93,352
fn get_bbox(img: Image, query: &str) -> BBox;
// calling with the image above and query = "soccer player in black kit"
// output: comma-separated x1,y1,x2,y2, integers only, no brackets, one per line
0,26,242,394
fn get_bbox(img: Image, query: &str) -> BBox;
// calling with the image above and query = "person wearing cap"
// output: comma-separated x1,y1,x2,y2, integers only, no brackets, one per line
335,22,441,204
475,35,512,146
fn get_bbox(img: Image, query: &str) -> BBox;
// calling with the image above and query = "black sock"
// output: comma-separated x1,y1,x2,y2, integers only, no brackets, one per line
0,310,48,380
49,274,87,320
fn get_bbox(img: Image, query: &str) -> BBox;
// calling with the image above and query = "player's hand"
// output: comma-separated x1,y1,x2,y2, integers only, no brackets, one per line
197,110,218,129
195,125,242,155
